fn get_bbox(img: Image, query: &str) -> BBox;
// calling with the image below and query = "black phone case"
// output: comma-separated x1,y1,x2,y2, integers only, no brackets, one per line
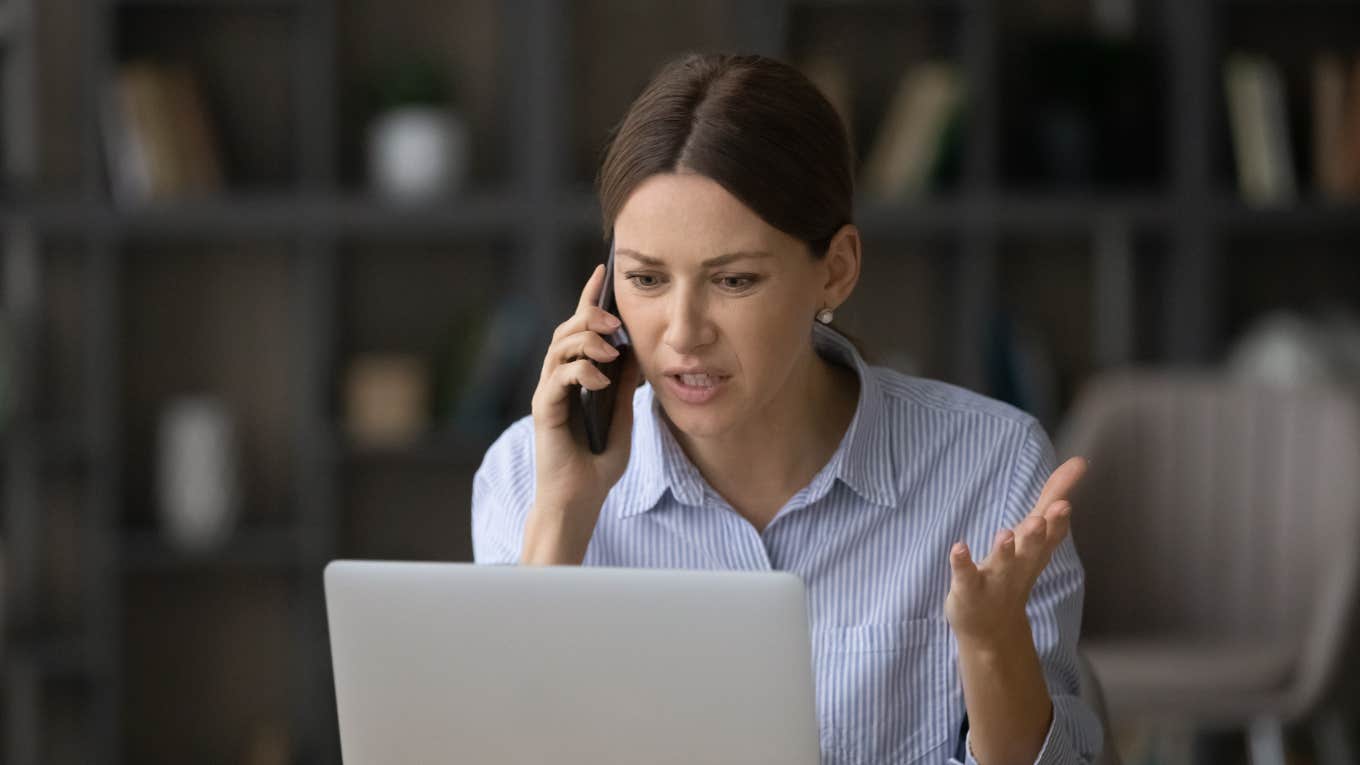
577,237,631,454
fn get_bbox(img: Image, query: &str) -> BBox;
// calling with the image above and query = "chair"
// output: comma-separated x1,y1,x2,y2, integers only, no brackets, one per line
1055,370,1360,765
1079,648,1122,765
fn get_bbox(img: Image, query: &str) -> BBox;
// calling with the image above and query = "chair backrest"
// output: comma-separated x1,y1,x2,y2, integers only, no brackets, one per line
1078,648,1121,765
1056,371,1360,670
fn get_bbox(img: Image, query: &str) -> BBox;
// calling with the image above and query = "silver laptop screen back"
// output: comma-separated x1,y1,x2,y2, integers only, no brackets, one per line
324,561,821,765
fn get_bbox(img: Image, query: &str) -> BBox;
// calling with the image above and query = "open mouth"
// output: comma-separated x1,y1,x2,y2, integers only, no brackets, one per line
673,373,725,388
664,373,730,404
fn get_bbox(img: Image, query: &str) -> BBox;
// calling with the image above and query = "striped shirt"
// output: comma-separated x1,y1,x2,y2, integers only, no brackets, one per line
472,321,1103,765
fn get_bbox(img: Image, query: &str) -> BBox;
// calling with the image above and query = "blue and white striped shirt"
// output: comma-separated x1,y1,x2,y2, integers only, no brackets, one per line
472,321,1103,765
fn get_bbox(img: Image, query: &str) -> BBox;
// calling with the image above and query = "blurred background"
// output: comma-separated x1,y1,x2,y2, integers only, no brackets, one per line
2,0,1360,763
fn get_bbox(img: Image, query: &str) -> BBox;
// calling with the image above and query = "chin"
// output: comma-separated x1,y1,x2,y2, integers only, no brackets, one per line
663,411,728,439
654,393,738,439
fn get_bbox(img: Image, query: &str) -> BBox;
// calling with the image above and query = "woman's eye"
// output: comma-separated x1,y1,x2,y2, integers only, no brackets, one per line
626,274,661,289
718,275,757,290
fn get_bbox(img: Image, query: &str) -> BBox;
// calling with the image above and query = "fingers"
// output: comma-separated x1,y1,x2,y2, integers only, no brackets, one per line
532,266,628,427
1031,456,1088,517
1044,500,1072,543
957,497,1077,608
544,329,620,374
553,305,622,344
1006,504,1071,581
949,542,980,587
559,358,611,391
1013,514,1049,558
576,263,606,313
986,528,1016,568
557,265,622,344
532,358,611,415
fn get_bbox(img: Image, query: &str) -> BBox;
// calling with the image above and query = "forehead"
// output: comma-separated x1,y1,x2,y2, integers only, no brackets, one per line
614,173,801,265
617,173,758,230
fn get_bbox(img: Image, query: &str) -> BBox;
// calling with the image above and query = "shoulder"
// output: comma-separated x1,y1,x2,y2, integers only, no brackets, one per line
869,364,1042,436
470,415,537,563
474,413,536,493
865,368,1060,530
864,366,1054,501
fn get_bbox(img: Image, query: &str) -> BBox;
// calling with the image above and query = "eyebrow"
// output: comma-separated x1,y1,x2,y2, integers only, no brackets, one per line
615,248,774,268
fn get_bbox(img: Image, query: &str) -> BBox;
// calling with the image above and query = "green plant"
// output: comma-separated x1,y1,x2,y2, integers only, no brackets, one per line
370,55,454,112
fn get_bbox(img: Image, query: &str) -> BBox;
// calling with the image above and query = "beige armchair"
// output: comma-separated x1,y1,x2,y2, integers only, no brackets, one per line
1055,370,1360,765
1079,649,1121,765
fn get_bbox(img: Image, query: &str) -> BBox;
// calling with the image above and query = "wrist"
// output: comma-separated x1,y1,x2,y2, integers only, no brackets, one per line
954,614,1032,658
521,496,602,565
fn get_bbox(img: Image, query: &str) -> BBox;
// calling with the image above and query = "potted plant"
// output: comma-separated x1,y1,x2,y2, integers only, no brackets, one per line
366,55,469,201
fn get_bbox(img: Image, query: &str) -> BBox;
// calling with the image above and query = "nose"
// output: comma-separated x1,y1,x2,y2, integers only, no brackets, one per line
661,285,716,355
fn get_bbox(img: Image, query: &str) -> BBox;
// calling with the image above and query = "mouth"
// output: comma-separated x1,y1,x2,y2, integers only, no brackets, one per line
662,372,731,404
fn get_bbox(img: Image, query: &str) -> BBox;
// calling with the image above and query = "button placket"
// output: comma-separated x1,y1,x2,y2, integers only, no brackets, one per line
706,495,773,571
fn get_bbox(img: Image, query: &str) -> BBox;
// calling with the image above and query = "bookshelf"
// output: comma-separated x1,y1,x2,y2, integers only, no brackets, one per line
2,0,1358,763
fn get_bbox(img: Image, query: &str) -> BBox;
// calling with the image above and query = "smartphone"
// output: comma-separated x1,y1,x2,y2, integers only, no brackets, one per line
575,235,631,454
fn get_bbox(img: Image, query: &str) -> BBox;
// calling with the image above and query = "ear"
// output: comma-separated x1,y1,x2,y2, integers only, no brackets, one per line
820,223,861,310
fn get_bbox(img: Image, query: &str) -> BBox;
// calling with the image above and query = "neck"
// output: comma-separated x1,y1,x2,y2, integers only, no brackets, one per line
664,339,860,517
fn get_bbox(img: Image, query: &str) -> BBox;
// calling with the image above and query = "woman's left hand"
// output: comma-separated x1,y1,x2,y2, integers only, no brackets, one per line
944,456,1088,645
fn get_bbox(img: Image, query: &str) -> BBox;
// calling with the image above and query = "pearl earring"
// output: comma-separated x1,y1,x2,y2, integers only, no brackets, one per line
816,308,834,325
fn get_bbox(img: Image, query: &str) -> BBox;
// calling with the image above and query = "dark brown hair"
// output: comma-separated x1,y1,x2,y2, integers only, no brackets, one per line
594,51,865,352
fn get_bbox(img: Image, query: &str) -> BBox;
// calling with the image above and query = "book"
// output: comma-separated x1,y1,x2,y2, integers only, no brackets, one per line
101,61,224,203
799,53,854,141
136,64,180,196
1258,56,1299,203
1311,53,1350,198
1224,54,1297,206
1346,56,1360,195
860,61,963,200
100,67,153,203
164,64,224,195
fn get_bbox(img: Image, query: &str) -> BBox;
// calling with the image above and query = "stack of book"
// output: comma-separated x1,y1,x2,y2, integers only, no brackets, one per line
1225,54,1298,206
1311,53,1360,201
1225,52,1360,206
860,61,964,201
800,56,963,201
101,60,224,204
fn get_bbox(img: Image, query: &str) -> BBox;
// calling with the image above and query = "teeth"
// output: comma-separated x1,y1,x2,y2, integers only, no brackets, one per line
679,374,718,388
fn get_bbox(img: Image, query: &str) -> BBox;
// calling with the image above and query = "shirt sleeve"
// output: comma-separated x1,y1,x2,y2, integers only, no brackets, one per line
470,415,536,565
946,417,1105,765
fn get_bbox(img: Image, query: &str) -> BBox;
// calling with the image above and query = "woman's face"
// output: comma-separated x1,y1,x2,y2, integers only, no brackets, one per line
613,172,830,439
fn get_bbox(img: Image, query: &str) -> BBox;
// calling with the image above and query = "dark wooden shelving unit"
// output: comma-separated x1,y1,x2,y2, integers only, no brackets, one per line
120,525,303,571
2,0,1358,763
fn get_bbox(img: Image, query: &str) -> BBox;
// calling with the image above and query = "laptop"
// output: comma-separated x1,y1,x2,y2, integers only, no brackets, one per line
324,561,822,765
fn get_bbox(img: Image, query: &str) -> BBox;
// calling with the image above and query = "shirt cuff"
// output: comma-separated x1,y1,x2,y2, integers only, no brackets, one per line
946,705,1063,765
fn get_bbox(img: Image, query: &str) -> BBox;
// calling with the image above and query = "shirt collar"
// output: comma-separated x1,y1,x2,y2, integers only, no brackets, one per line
625,386,708,511
802,321,899,509
616,322,899,518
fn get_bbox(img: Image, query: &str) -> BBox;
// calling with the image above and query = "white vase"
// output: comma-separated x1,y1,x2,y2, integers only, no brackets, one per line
157,396,240,552
367,106,468,201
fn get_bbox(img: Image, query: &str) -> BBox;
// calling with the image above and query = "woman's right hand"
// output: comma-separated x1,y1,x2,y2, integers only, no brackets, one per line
527,263,642,551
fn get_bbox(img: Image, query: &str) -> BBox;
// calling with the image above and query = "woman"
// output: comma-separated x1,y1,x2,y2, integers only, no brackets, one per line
472,52,1102,765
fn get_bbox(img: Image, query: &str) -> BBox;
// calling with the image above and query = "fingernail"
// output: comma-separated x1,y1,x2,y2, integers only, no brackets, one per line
605,315,621,328
604,345,620,358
